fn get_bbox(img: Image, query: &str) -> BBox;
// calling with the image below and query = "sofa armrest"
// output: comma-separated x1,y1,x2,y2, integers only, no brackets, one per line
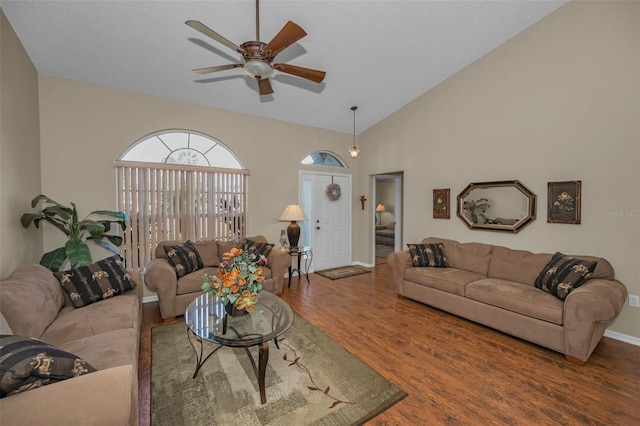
388,250,412,295
265,249,291,295
144,258,178,319
0,364,138,426
563,278,628,362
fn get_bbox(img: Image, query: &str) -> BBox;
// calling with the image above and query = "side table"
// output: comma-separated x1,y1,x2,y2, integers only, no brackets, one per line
287,246,313,287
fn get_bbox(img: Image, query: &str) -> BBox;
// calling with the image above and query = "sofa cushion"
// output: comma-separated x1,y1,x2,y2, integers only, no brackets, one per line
192,240,220,267
466,278,564,325
57,328,139,371
164,240,204,278
217,240,242,258
54,256,137,308
177,266,218,295
0,335,96,398
422,237,493,276
535,253,597,300
0,264,65,338
407,243,447,267
405,267,486,296
487,246,553,286
40,291,140,346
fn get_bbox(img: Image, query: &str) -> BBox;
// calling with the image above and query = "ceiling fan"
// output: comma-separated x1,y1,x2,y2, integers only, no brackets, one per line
186,0,326,96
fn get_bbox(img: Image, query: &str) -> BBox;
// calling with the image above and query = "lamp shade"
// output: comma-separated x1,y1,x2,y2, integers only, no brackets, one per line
278,205,307,222
376,204,386,212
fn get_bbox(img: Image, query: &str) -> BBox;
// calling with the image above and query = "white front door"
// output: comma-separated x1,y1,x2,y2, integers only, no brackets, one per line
300,172,351,271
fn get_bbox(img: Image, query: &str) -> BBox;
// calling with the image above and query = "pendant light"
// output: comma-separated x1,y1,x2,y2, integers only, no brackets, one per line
349,106,360,159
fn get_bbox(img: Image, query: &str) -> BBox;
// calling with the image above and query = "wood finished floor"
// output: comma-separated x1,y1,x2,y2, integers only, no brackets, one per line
138,258,640,425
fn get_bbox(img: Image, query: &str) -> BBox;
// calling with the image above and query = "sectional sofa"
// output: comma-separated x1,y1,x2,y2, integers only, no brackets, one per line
0,262,141,425
388,237,627,363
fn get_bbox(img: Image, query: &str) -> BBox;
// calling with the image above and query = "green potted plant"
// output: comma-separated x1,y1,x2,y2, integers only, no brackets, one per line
21,194,129,272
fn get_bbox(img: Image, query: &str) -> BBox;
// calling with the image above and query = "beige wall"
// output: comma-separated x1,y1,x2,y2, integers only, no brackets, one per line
358,1,639,338
0,10,42,278
37,75,356,293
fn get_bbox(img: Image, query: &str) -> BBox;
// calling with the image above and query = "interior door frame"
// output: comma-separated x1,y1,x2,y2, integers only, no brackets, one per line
299,170,352,270
373,173,403,261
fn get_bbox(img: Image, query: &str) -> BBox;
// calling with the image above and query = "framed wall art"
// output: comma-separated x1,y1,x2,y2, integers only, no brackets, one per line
433,188,450,219
547,181,581,224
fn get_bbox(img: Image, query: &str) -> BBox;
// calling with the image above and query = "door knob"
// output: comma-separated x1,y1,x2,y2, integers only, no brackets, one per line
316,226,321,230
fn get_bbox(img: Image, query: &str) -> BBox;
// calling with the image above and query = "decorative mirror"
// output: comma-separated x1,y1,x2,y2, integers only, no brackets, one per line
457,180,537,233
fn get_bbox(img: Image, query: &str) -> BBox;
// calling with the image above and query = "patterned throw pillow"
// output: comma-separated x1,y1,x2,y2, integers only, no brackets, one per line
54,255,137,308
535,252,597,300
244,239,274,262
0,335,96,398
163,240,204,277
407,243,448,268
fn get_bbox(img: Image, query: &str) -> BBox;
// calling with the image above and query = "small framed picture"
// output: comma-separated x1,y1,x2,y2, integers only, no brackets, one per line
433,188,450,219
547,181,581,224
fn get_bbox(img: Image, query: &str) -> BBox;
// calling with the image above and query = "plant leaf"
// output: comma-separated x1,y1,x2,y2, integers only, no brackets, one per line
93,239,123,255
21,213,43,228
330,401,342,409
79,220,106,239
65,239,92,268
40,247,68,272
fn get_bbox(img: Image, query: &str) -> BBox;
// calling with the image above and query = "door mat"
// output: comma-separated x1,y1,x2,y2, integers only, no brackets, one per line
315,265,371,280
151,313,407,425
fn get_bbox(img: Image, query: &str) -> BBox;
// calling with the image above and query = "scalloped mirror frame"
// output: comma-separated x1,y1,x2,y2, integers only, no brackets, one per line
456,180,537,233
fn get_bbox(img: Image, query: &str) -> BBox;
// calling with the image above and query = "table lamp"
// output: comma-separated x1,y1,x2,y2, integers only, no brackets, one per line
278,204,308,250
376,203,386,224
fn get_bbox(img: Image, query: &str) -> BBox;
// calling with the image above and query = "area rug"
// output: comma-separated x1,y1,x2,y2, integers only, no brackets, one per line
151,314,406,425
314,265,371,280
375,244,394,259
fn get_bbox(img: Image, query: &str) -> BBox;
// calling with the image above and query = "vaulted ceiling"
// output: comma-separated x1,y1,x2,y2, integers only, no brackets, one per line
1,0,566,134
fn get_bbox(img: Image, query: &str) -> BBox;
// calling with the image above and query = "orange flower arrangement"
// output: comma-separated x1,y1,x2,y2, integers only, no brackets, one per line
201,247,267,313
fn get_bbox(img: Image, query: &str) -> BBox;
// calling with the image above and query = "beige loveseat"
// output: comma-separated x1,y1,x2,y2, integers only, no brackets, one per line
388,237,627,364
144,235,290,321
0,263,141,425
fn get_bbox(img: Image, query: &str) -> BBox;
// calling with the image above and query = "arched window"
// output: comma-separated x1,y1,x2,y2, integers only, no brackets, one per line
121,131,243,168
301,151,346,168
115,131,248,271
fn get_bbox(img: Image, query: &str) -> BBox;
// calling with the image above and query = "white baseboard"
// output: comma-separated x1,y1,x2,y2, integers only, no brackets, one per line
143,295,158,304
352,261,374,268
604,329,640,346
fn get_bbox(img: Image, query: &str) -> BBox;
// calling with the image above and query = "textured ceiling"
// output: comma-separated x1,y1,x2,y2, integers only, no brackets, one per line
1,0,566,134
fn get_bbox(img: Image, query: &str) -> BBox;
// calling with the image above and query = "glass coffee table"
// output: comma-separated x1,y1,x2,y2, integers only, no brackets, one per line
184,291,294,404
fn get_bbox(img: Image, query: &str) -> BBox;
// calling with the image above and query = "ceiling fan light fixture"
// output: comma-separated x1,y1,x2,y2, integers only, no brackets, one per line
244,59,273,79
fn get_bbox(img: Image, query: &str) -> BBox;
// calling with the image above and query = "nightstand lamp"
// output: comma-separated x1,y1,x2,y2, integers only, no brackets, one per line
376,203,385,224
278,204,308,251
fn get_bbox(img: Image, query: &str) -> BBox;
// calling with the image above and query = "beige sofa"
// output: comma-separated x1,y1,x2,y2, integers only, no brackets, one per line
0,263,141,425
144,235,290,321
388,237,627,364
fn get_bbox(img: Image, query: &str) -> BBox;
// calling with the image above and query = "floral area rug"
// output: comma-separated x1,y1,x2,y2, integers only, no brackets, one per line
151,313,406,425
314,265,371,280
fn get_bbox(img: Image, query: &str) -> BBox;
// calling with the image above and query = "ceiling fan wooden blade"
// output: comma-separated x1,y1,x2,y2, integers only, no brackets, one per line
264,21,307,59
192,64,244,74
186,20,245,54
257,78,274,95
273,63,326,83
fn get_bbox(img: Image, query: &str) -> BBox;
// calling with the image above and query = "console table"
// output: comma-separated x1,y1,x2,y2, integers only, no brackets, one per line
287,246,312,287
